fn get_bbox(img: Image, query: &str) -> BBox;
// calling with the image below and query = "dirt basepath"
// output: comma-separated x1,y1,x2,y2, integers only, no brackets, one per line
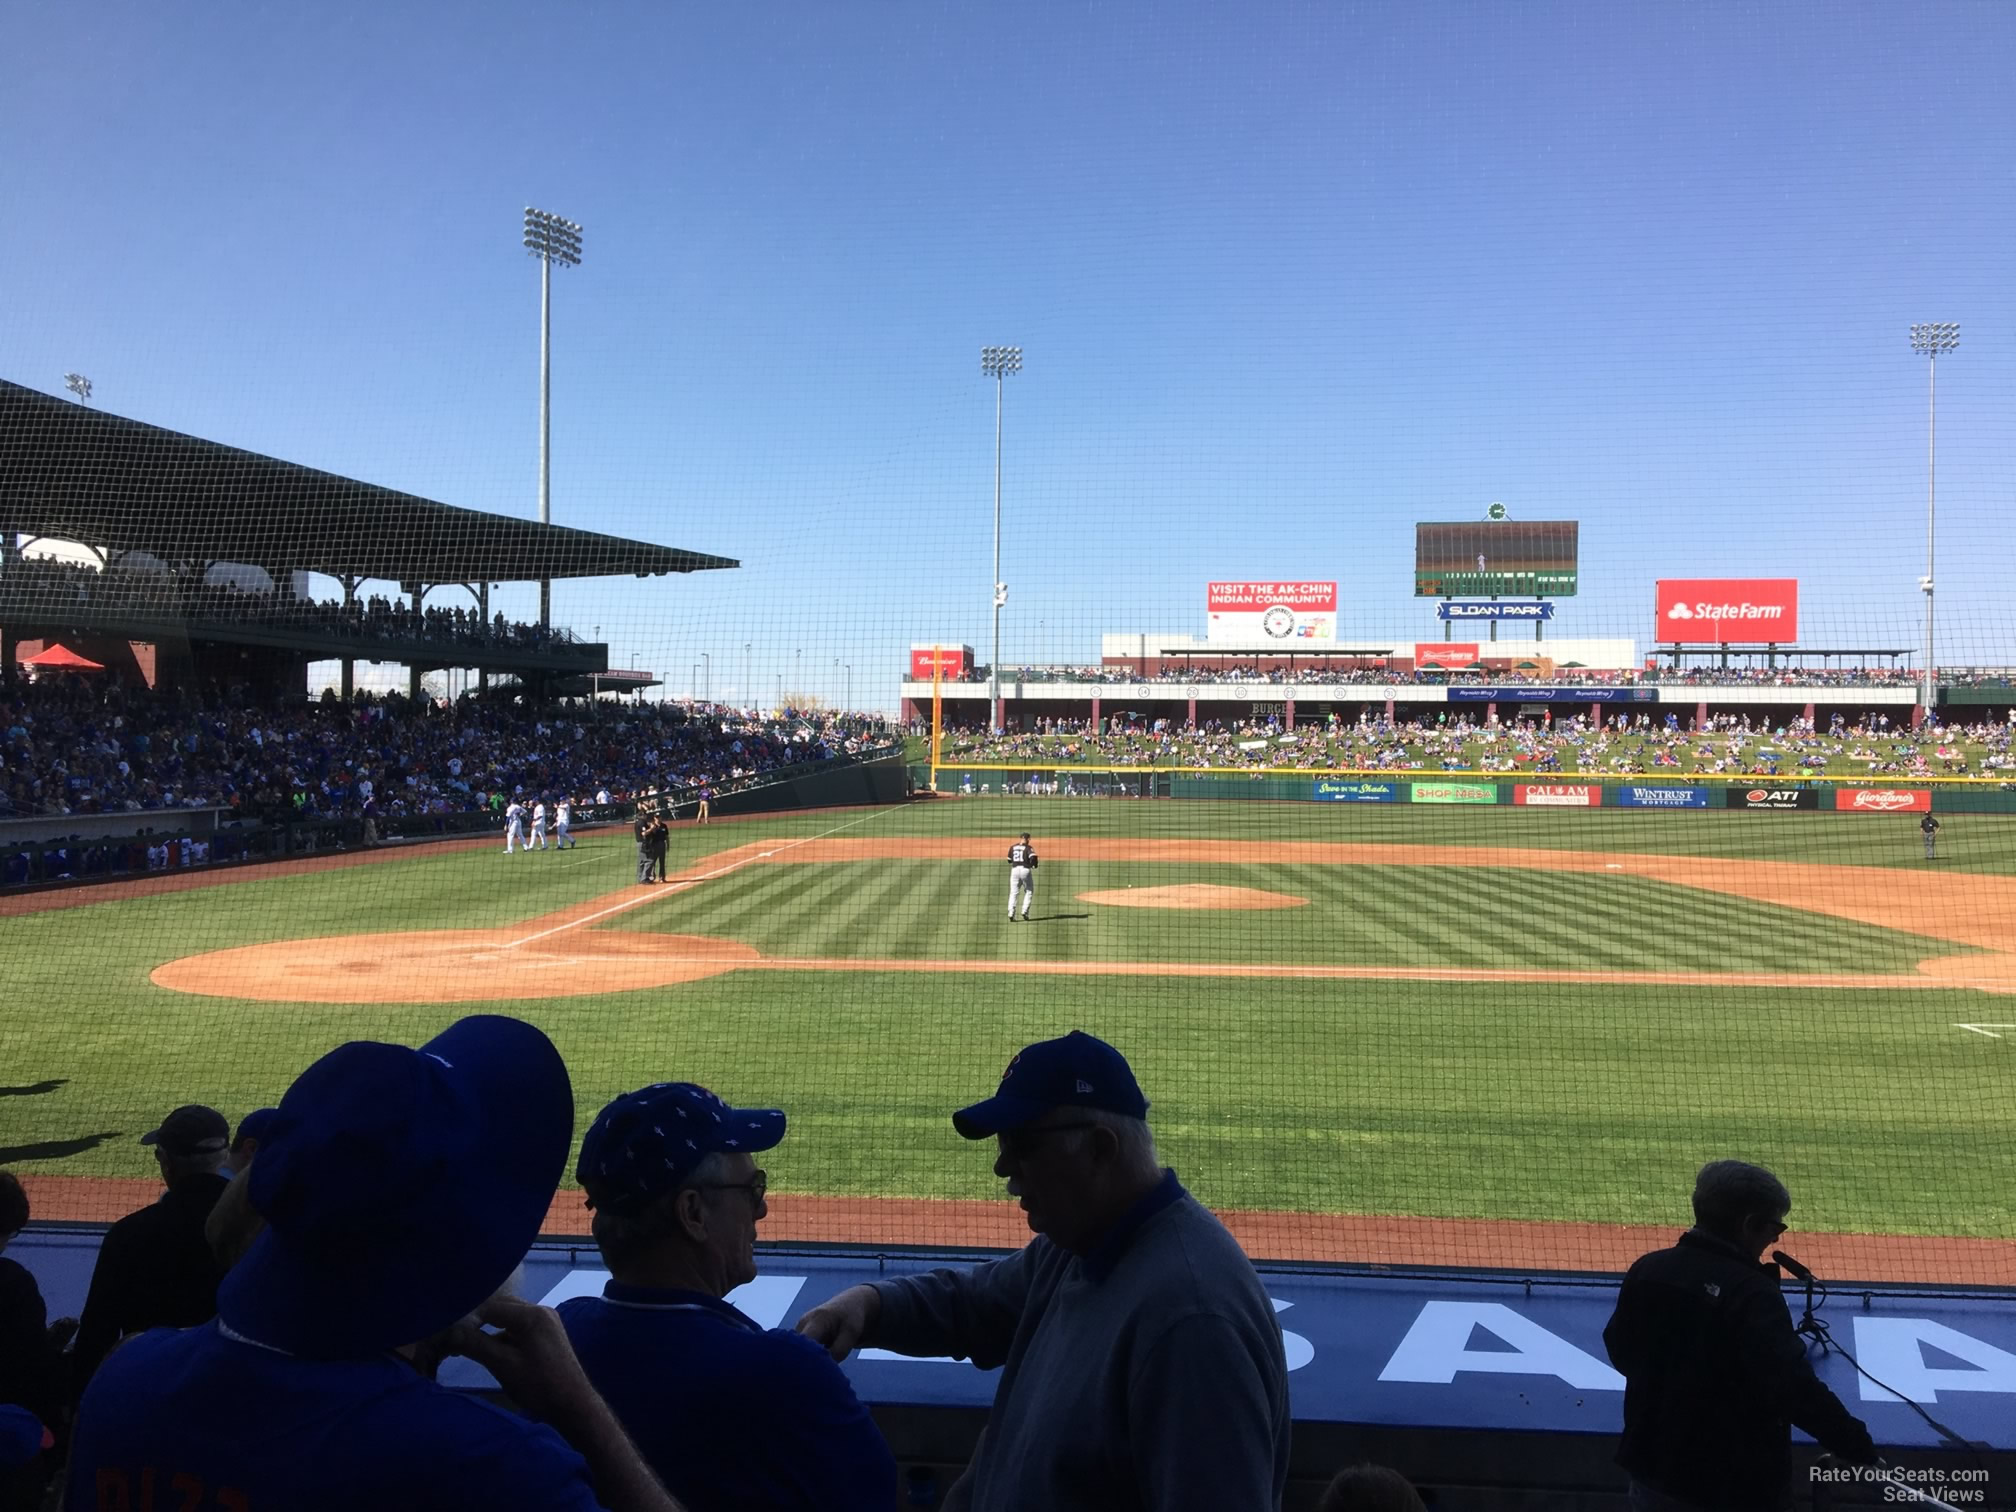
22,1174,2009,1287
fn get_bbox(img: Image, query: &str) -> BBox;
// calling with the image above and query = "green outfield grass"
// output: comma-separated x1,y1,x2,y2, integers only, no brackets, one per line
4,803,2014,1247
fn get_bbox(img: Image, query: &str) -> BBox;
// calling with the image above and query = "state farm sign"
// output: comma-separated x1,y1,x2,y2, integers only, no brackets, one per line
1655,579,1799,643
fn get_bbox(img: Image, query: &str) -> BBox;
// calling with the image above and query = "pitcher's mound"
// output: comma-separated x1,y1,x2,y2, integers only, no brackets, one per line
1079,884,1307,910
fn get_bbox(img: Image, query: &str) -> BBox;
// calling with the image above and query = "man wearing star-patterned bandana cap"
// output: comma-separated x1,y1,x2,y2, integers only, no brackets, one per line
560,1084,896,1512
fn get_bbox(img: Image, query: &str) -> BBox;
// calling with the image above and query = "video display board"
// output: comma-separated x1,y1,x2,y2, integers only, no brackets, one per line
1415,521,1578,597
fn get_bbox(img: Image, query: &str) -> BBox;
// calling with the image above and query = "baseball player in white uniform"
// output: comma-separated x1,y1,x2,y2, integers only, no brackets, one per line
530,799,550,850
555,797,576,849
1007,832,1038,922
504,800,527,853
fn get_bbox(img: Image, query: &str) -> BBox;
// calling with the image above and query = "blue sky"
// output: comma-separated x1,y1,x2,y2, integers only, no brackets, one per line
6,2,2013,705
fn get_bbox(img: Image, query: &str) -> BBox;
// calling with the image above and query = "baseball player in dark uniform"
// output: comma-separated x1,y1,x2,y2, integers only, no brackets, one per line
1007,833,1038,922
1921,810,1940,860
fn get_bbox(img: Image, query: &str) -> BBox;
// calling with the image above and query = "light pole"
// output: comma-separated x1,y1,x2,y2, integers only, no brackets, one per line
743,642,751,709
1911,323,1959,723
981,346,1022,732
845,663,852,714
63,373,92,405
523,207,584,631
701,652,711,705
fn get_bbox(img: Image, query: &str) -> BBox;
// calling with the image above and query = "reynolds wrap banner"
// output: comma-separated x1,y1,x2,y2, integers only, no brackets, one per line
1416,643,1480,669
1411,782,1498,805
1448,688,1656,703
1617,786,1711,808
1515,785,1601,807
1440,601,1554,621
1728,787,1821,810
1655,578,1799,643
1313,780,1400,803
1836,789,1932,813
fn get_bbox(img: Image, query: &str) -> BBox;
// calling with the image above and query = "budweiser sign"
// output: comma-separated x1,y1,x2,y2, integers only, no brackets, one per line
1835,789,1931,813
1416,642,1479,669
1654,579,1799,643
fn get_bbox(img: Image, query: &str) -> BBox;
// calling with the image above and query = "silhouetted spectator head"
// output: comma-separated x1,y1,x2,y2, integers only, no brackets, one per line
953,1031,1162,1254
139,1105,230,1185
0,1170,27,1246
1691,1159,1792,1260
576,1083,784,1295
218,1015,572,1356
1316,1464,1427,1512
230,1107,279,1171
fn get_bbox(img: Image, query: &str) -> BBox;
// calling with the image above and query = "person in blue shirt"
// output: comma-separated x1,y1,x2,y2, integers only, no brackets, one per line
65,1015,686,1512
563,1082,898,1512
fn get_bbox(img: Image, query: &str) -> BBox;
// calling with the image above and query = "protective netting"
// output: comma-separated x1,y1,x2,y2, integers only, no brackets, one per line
3,5,2014,1303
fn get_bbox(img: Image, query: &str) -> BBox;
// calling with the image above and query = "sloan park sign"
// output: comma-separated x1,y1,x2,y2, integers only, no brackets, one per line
1439,601,1555,621
455,1250,2016,1449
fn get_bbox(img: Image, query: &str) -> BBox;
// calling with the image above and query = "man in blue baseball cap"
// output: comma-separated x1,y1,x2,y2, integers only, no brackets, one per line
797,1031,1290,1512
559,1083,896,1512
65,1016,688,1512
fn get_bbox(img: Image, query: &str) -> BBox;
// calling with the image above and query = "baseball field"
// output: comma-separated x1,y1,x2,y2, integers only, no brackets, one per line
6,797,2013,1284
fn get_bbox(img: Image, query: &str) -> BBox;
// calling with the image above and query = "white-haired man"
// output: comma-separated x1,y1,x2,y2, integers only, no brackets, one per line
797,1031,1290,1511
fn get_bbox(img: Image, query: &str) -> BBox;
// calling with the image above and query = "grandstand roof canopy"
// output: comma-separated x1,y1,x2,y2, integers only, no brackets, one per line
0,380,737,583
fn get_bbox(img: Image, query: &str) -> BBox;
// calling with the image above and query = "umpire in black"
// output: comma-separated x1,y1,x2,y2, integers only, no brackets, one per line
1603,1160,1877,1511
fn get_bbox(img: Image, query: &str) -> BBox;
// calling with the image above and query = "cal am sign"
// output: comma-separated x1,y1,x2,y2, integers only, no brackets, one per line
1655,579,1798,643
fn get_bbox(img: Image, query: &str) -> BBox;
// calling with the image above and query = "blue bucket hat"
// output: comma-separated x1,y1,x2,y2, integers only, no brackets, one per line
218,1015,572,1358
952,1031,1149,1139
577,1082,785,1217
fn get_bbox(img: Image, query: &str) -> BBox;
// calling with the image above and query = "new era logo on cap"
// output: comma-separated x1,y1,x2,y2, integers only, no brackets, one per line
953,1031,1149,1139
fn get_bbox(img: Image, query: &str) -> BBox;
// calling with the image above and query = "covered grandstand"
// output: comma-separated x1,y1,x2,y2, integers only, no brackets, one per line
0,378,736,698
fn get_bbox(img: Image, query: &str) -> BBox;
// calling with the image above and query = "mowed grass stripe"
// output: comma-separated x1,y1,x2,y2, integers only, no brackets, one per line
606,857,1950,974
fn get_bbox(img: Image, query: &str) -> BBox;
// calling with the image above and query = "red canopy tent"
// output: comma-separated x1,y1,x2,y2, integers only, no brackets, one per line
19,643,106,671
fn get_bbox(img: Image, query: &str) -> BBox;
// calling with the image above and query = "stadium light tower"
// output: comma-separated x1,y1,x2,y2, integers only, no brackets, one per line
1910,323,1959,722
981,346,1022,733
523,207,584,630
63,373,92,404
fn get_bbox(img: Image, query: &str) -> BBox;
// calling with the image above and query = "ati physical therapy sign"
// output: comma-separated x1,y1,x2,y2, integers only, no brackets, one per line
1655,579,1799,643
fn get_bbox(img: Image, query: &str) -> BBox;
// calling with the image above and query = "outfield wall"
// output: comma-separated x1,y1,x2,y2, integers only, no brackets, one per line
921,767,2016,812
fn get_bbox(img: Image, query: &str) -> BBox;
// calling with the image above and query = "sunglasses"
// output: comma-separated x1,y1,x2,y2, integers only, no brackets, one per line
693,1169,767,1206
996,1121,1101,1160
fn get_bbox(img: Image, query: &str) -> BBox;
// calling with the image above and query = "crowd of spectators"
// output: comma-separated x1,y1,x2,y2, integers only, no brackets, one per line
932,706,2016,780
0,679,897,888
1,558,590,659
922,659,1940,688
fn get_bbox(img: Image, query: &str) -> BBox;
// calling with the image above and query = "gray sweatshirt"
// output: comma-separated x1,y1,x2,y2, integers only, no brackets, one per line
869,1174,1290,1512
